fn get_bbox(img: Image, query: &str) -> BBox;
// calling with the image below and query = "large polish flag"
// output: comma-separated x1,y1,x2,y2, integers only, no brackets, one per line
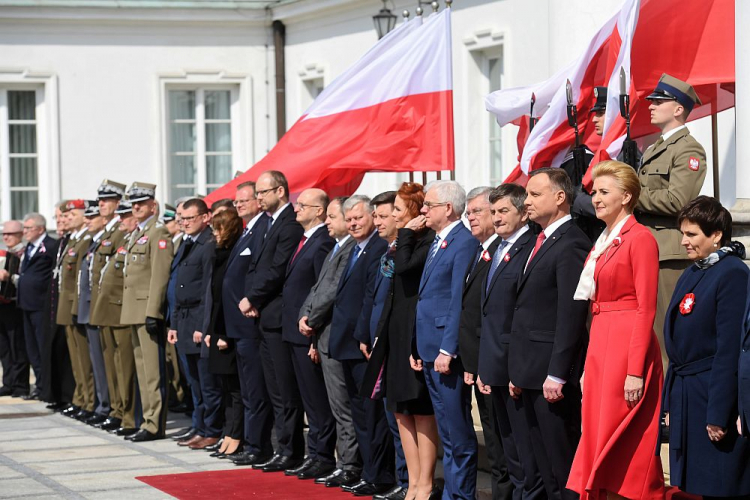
204,9,453,203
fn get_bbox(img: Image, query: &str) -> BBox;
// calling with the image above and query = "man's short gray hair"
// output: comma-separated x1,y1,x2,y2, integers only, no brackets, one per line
466,186,493,204
343,195,373,214
425,180,467,216
23,212,46,228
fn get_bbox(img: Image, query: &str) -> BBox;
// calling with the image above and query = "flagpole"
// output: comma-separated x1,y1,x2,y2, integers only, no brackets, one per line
711,100,720,200
446,0,455,180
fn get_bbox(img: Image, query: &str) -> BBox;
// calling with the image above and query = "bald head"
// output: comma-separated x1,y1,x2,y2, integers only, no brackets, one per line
295,188,329,231
2,220,23,249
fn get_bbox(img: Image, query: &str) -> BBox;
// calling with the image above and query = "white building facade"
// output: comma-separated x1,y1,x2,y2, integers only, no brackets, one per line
0,0,744,227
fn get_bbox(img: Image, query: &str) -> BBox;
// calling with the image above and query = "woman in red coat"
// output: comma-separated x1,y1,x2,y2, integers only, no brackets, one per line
567,161,665,500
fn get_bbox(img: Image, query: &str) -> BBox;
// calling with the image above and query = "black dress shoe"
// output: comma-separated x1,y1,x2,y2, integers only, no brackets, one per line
0,386,13,397
61,404,80,416
284,456,316,476
428,485,443,500
22,389,40,400
350,481,394,497
170,427,196,441
204,439,223,452
85,414,108,426
374,485,407,500
74,410,94,421
342,479,368,492
98,418,121,431
113,427,138,436
262,455,303,473
323,469,360,488
222,449,243,460
234,452,273,466
46,402,67,411
129,429,160,442
251,453,281,469
297,461,336,480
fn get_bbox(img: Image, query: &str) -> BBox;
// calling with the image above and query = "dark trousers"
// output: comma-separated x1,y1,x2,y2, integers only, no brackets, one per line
21,309,44,392
178,351,223,438
222,373,244,440
384,399,408,487
259,327,305,458
86,325,110,416
0,303,29,394
522,387,581,500
475,385,512,500
288,342,337,465
423,361,478,500
341,357,395,485
41,324,74,405
235,336,273,456
491,386,546,500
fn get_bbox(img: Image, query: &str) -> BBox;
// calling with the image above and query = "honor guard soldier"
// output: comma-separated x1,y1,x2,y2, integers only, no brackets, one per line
120,182,173,442
88,180,133,432
93,200,139,436
636,73,706,370
57,199,96,421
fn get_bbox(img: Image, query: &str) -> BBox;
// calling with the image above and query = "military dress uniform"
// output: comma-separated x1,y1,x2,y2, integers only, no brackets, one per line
120,183,173,438
56,203,95,414
636,74,707,371
91,200,137,432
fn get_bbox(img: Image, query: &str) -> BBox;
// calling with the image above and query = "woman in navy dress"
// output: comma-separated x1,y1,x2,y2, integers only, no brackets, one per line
661,196,750,499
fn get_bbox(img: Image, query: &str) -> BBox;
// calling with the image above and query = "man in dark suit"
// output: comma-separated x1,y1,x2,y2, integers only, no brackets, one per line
298,197,362,488
281,188,336,479
459,186,510,500
415,180,479,499
220,182,274,466
17,213,59,400
477,183,545,500
0,220,29,398
168,198,222,450
329,195,393,496
508,168,589,500
240,170,305,473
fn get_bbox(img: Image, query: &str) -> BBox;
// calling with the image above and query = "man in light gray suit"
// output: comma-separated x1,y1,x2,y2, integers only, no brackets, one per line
298,197,362,488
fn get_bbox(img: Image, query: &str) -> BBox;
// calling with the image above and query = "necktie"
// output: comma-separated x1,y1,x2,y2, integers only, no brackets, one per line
291,235,307,264
241,224,251,239
345,245,362,278
330,241,341,260
424,235,440,270
528,231,547,264
467,244,483,280
486,240,508,293
21,243,34,272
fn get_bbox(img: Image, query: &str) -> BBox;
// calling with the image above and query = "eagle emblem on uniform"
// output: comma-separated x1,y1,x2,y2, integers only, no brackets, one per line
679,293,696,315
688,157,700,171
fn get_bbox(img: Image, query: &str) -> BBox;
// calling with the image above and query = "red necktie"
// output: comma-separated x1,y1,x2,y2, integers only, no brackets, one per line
291,235,307,264
528,231,547,263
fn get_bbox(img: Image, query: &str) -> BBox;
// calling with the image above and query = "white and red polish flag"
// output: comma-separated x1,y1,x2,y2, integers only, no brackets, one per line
205,9,453,203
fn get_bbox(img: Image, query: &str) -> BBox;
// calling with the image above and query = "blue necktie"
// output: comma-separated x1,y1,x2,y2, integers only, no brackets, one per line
424,235,440,270
330,241,341,261
345,245,362,278
21,243,34,272
486,240,509,293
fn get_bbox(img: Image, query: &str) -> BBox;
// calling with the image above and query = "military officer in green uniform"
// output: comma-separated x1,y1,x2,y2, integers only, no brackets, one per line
635,73,707,370
120,182,173,442
88,180,132,433
56,199,96,421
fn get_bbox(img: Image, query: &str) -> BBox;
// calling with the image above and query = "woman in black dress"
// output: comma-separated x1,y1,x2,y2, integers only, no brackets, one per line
203,209,243,458
364,182,439,500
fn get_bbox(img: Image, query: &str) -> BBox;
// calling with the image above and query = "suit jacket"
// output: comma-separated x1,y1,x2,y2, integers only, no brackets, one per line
329,233,387,361
415,222,477,361
636,128,707,261
56,230,92,326
508,219,589,390
662,255,750,494
281,225,335,345
245,204,304,331
459,237,501,376
90,232,129,327
740,278,750,437
222,213,269,339
299,236,356,354
120,217,173,325
17,235,58,312
172,227,215,355
478,229,534,386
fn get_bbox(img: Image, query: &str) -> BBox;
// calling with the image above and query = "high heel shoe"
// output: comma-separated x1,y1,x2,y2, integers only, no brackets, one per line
219,441,241,459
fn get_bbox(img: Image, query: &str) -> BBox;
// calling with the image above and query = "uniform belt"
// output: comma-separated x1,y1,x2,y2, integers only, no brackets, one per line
590,299,638,315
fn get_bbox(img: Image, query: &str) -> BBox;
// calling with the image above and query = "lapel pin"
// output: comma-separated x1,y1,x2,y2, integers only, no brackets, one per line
482,250,491,262
440,240,448,249
679,293,696,315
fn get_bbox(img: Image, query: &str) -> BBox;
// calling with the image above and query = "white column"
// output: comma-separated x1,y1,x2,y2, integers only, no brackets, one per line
735,0,750,200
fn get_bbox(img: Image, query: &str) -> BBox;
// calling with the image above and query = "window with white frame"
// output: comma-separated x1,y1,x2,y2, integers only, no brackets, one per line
0,90,39,220
168,88,235,202
485,51,504,186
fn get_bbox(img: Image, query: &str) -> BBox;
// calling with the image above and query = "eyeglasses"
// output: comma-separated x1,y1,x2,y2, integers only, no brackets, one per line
423,201,448,210
181,213,206,223
255,186,280,197
233,198,256,206
22,225,38,231
295,202,321,210
464,208,485,218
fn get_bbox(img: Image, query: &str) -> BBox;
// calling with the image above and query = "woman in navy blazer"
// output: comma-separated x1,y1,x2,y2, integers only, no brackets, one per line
661,196,750,498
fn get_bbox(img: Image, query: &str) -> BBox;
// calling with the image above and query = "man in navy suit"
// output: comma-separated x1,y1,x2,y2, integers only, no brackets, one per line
281,188,336,479
16,213,58,399
222,181,274,467
240,170,306,473
477,183,545,500
508,168,589,500
330,195,393,496
414,180,479,499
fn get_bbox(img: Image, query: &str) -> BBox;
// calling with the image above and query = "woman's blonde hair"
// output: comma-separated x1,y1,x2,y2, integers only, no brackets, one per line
591,160,641,213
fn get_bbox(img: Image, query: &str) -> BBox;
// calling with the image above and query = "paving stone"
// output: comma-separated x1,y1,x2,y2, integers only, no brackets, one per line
0,477,56,498
0,435,111,453
5,444,140,464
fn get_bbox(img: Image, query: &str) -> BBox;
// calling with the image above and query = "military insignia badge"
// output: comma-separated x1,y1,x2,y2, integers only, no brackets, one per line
67,249,76,257
688,157,700,171
137,236,149,245
102,240,112,247
158,239,167,250
679,293,696,315
117,247,127,255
